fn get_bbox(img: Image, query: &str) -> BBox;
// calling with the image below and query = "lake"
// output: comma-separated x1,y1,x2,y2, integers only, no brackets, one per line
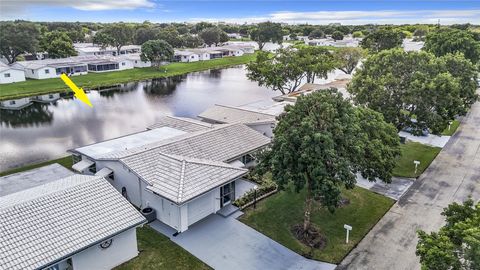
0,66,279,170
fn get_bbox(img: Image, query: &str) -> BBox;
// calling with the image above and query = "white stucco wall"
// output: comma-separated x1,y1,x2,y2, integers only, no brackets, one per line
0,69,25,84
118,60,135,70
235,179,256,199
97,161,143,207
132,60,151,68
25,67,56,79
198,53,211,61
143,189,181,231
71,228,139,270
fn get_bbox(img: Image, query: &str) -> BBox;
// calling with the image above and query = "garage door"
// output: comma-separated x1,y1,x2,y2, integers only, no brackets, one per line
188,193,214,226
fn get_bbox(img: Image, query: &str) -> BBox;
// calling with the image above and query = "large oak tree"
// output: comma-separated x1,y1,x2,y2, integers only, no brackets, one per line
348,49,478,135
256,89,400,237
0,21,40,63
424,28,480,64
250,22,283,50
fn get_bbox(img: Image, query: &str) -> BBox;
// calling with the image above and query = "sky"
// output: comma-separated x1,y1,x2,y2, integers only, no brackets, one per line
1,0,479,25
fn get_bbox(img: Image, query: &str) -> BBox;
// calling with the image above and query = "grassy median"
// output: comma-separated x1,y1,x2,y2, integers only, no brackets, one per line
392,142,441,178
240,187,394,264
0,54,256,100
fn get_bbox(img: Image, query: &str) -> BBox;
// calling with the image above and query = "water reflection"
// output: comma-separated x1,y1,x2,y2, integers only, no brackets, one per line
0,66,277,170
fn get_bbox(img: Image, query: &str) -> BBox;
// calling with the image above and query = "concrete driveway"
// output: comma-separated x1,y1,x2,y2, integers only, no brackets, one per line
338,95,480,270
151,214,336,270
355,175,415,201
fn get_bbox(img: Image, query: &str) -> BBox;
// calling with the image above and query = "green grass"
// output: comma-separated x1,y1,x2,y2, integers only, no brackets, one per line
441,120,460,136
239,187,394,264
392,142,442,178
0,54,256,100
115,226,211,270
0,156,73,177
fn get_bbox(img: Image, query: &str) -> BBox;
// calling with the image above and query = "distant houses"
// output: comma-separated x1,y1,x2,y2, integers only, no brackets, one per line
0,43,254,84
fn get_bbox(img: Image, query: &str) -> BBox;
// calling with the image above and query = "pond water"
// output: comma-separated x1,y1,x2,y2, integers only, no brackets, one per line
0,66,279,170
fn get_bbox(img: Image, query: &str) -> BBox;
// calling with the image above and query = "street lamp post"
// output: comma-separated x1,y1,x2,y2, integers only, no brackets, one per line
253,185,258,209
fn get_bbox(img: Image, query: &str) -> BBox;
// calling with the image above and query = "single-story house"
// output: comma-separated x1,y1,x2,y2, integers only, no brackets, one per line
0,174,146,270
174,50,200,62
74,43,141,56
0,62,25,84
198,104,278,138
69,123,270,233
85,57,134,72
11,60,88,79
121,53,152,68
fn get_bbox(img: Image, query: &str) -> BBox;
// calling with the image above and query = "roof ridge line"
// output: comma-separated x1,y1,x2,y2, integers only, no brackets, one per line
156,151,246,171
177,160,186,203
214,104,277,117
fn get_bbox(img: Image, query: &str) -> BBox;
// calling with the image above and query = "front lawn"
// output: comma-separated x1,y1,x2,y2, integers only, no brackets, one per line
392,142,441,178
239,187,394,264
0,156,73,177
441,120,460,136
116,226,211,270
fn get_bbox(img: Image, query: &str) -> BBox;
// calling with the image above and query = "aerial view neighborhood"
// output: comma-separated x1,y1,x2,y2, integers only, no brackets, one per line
0,1,479,270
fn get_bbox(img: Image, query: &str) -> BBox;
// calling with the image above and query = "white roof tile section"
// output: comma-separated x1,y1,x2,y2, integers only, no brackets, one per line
97,123,271,161
198,104,277,124
122,153,247,204
73,127,187,159
0,175,146,270
147,116,215,132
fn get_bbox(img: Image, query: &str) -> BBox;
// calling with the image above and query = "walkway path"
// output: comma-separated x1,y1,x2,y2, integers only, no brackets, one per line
151,214,336,270
355,175,415,201
398,131,450,148
338,97,480,270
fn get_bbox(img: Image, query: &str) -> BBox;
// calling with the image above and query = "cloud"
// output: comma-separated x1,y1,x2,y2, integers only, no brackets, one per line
190,9,480,25
0,0,155,13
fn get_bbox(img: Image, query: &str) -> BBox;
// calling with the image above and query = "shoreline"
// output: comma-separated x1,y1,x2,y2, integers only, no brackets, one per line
0,53,256,101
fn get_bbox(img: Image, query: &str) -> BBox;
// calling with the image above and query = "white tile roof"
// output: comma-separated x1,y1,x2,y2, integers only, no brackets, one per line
122,153,247,204
96,123,271,161
147,116,215,132
0,175,146,270
198,104,277,125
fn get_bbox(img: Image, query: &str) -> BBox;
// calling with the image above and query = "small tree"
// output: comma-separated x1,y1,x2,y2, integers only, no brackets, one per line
352,31,364,38
140,40,174,67
296,46,337,83
250,22,283,50
331,31,344,41
256,89,400,240
335,47,364,74
416,199,479,270
199,27,226,46
0,21,40,63
360,29,403,53
40,31,77,58
308,29,324,39
98,23,134,55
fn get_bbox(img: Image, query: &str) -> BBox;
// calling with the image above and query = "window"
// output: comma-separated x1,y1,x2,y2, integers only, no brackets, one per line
48,94,54,98
45,69,50,74
220,182,235,207
9,100,16,105
122,62,125,66
4,73,10,78
241,154,255,165
31,70,34,74
135,60,138,63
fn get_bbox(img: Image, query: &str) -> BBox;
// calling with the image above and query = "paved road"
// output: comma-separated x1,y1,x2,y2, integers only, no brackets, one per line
338,97,480,270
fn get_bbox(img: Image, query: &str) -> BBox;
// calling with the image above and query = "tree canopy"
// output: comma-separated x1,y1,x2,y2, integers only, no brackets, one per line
308,29,324,39
335,47,364,74
256,89,400,234
424,28,480,64
360,29,404,53
331,31,344,41
250,22,283,50
140,39,174,67
40,31,77,58
0,21,40,63
199,27,227,46
96,23,134,54
246,47,337,94
416,198,480,270
348,49,478,135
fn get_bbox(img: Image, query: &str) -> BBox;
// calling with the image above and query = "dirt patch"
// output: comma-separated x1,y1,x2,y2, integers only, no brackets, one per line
290,224,327,250
338,197,351,207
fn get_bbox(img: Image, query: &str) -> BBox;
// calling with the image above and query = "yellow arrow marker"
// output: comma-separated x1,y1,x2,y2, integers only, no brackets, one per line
60,74,93,107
